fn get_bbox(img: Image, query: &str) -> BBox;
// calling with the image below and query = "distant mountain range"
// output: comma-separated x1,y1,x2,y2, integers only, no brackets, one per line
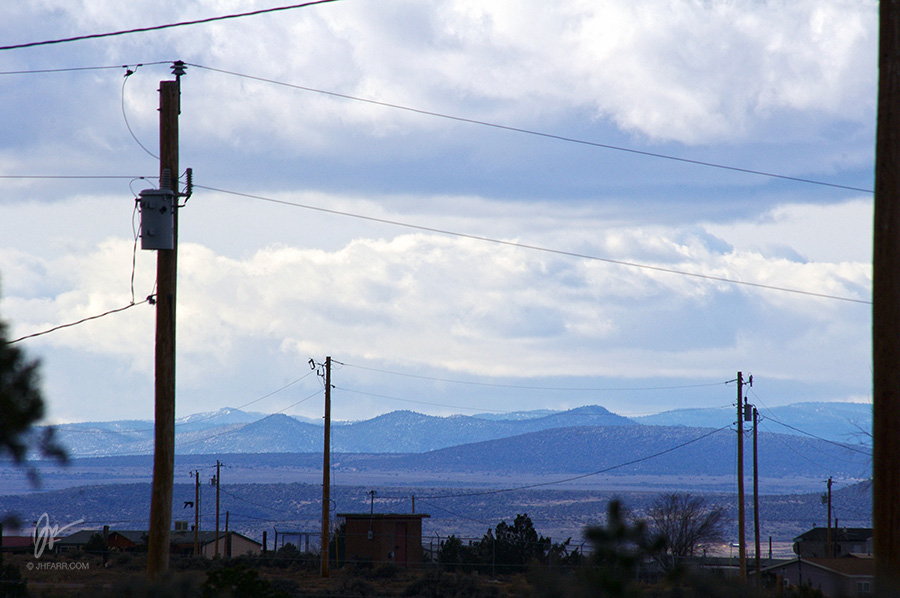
634,402,871,445
350,424,869,480
37,402,871,459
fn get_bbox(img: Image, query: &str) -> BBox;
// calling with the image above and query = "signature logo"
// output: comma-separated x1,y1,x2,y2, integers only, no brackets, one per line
33,513,85,559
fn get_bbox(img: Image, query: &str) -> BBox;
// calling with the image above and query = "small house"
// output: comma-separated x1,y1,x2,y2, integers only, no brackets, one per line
761,556,874,597
793,527,873,558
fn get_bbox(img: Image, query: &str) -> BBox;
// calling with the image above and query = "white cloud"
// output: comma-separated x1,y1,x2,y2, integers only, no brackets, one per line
1,190,871,420
0,1,877,422
5,1,874,149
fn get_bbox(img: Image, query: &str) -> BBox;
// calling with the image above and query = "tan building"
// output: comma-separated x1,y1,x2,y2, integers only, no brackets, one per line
793,527,873,558
761,556,874,597
59,528,260,558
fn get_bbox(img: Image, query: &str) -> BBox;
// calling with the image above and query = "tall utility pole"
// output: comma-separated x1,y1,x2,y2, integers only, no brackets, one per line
752,406,761,582
736,371,747,581
321,356,332,578
193,470,200,557
874,1,900,592
146,62,184,580
215,460,221,558
826,477,833,557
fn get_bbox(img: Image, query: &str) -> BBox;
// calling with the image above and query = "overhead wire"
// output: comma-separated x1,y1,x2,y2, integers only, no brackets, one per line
0,1,345,52
188,63,873,195
334,386,508,413
51,372,319,457
198,183,871,305
174,388,324,451
6,299,152,344
338,360,730,392
417,424,732,500
747,389,872,457
0,61,172,75
759,417,872,457
121,65,159,160
0,175,154,180
0,58,872,196
219,486,289,516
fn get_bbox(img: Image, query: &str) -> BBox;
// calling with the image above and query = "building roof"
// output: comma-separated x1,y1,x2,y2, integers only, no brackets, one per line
170,530,261,547
56,530,108,545
0,536,36,549
61,529,259,548
761,556,874,578
108,530,147,544
793,527,872,543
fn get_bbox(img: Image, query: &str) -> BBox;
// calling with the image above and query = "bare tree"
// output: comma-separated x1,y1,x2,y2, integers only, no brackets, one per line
647,492,726,558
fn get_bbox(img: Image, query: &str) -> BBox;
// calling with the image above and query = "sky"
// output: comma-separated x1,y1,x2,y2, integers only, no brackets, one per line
0,1,876,425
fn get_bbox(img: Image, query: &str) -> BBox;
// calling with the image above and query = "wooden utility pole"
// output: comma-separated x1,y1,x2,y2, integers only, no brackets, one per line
225,510,230,559
146,67,182,580
752,406,761,582
826,477,833,557
215,460,221,558
873,4,900,589
736,371,747,581
194,470,200,557
321,356,332,577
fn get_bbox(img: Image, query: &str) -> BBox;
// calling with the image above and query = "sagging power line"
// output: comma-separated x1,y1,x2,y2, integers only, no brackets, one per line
200,183,871,305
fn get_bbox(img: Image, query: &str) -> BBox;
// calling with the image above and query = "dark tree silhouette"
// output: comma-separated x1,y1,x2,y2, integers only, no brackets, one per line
583,500,663,597
0,285,66,485
486,513,551,570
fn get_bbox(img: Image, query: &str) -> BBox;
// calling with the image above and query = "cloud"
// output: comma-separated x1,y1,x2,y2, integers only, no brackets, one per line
0,2,876,422
5,1,874,149
1,190,870,420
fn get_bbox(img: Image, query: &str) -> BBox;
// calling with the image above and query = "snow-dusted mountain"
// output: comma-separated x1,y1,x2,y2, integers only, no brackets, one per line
39,402,870,458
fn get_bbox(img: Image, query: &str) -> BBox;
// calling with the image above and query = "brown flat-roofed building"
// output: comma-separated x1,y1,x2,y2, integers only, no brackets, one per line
336,513,429,568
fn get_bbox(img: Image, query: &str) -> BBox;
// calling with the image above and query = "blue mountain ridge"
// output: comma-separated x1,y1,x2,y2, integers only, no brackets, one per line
39,402,870,458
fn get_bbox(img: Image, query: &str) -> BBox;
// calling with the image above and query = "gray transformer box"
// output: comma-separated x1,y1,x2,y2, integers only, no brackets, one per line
139,188,176,250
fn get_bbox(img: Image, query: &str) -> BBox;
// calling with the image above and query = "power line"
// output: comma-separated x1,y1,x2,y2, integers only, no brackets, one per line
2,58,869,197
0,61,172,75
418,425,731,500
175,389,323,451
760,417,872,457
122,68,159,160
177,371,316,428
339,361,729,391
334,386,505,413
198,183,872,305
6,298,153,344
748,389,872,457
218,486,289,516
188,63,874,195
49,374,321,459
0,175,154,180
0,1,345,52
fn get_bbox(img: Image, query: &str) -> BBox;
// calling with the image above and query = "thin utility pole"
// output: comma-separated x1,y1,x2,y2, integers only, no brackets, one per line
215,460,221,558
753,406,761,582
826,477,833,557
321,356,332,578
874,1,900,592
736,371,747,581
146,63,184,580
194,470,200,557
